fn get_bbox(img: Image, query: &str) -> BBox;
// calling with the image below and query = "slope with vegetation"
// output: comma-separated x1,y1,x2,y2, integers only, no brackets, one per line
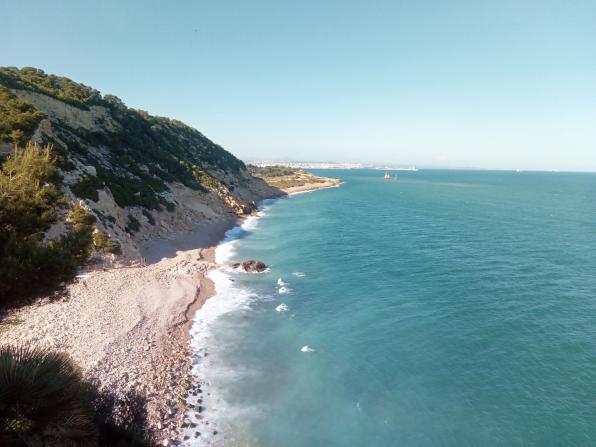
0,143,99,304
0,66,280,306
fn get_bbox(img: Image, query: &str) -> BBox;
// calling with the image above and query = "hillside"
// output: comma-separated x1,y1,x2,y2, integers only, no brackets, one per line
0,67,281,303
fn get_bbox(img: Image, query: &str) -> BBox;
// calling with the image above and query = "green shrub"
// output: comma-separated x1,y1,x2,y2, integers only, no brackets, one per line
190,164,220,190
0,144,95,305
125,215,140,234
0,344,155,447
71,174,103,201
93,232,121,254
0,87,44,144
0,345,97,445
141,209,155,225
162,200,175,212
248,164,300,177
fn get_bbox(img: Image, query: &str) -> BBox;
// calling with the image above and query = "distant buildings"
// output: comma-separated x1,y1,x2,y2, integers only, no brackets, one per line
248,160,418,171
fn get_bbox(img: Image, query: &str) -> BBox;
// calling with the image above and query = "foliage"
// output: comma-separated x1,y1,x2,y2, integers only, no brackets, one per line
0,87,44,144
94,167,168,210
63,205,96,264
0,144,94,305
189,163,220,190
0,345,96,446
0,344,155,447
0,67,103,110
141,209,155,225
0,66,250,212
71,174,103,202
248,164,300,177
93,232,121,254
125,215,140,234
0,143,63,238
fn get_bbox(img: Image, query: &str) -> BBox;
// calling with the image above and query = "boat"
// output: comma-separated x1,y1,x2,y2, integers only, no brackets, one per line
383,172,396,180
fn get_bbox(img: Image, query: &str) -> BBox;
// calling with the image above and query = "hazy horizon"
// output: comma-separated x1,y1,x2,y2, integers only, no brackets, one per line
2,0,595,172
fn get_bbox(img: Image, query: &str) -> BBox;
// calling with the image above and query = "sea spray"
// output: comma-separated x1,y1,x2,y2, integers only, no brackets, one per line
275,303,289,312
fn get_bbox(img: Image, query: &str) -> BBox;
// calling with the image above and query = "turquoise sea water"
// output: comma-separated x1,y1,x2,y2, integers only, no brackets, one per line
187,169,596,447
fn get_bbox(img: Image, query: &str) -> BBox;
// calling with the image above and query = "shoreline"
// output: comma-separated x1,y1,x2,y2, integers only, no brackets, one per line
287,179,343,195
0,215,240,446
0,179,340,446
278,178,343,195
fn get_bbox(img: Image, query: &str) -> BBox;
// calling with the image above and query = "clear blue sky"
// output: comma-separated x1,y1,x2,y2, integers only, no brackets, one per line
2,1,595,171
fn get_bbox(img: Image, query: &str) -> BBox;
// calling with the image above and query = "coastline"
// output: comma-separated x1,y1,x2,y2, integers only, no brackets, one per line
284,178,343,195
179,180,344,445
0,215,238,445
0,178,340,446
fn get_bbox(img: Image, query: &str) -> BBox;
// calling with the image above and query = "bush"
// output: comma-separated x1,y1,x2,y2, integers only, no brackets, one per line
125,215,140,234
141,209,155,225
0,344,155,446
0,144,94,306
71,174,103,201
248,164,300,177
0,345,97,446
0,87,44,144
93,232,121,254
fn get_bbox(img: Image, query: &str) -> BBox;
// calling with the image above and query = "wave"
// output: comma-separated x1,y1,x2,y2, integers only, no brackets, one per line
214,199,275,265
277,277,287,286
275,303,289,312
183,200,275,445
292,272,306,277
278,286,292,295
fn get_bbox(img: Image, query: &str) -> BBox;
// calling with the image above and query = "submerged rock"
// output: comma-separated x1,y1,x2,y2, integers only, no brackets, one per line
229,260,268,273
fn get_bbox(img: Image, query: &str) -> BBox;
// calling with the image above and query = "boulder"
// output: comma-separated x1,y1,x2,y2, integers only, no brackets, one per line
229,260,268,273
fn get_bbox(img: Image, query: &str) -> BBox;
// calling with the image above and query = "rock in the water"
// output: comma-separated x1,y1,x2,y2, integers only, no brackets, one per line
229,260,268,272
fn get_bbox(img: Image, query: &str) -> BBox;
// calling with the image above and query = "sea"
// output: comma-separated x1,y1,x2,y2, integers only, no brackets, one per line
184,169,596,447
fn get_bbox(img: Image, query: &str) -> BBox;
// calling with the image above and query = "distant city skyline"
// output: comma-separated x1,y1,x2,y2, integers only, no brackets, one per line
2,1,595,172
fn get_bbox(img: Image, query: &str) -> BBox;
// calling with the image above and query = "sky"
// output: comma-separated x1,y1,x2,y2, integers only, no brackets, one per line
1,0,595,171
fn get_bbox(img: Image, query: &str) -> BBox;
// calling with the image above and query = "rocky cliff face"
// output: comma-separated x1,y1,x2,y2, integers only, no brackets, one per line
0,67,281,260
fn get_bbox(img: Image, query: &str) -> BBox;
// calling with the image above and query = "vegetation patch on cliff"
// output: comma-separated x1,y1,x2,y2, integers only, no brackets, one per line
0,67,248,213
0,143,94,306
0,86,44,145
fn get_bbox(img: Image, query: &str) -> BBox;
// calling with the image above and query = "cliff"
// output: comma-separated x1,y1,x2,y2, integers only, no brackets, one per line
0,67,281,262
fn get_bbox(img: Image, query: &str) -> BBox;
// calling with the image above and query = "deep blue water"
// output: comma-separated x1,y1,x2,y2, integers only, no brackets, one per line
188,169,596,447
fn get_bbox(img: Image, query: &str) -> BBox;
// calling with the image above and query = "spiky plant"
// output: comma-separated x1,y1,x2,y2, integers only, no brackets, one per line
0,345,98,446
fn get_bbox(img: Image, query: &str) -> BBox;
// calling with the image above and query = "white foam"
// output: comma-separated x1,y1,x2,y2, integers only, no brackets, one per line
214,199,275,265
278,286,292,295
275,303,289,312
292,271,306,277
301,345,315,353
183,200,275,445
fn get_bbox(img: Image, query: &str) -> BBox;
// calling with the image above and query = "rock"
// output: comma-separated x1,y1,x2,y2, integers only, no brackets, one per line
82,164,97,176
229,260,268,273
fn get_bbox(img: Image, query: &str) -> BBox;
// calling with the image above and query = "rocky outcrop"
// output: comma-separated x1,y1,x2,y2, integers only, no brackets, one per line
229,260,268,272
